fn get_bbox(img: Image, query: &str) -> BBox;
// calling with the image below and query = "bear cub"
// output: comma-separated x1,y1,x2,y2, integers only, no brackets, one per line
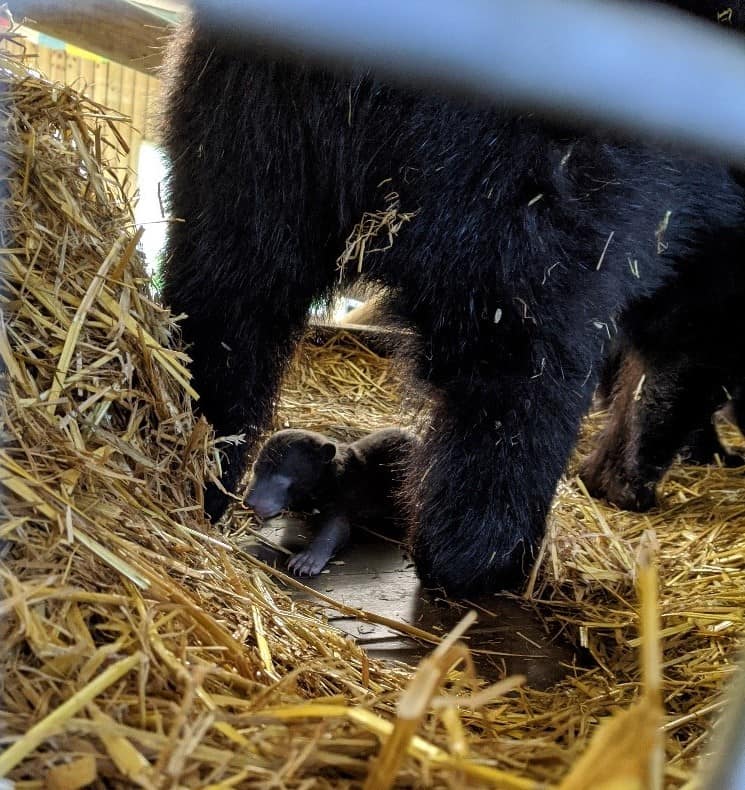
246,427,416,576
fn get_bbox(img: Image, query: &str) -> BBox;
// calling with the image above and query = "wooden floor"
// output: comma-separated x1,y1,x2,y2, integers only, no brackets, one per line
243,516,582,690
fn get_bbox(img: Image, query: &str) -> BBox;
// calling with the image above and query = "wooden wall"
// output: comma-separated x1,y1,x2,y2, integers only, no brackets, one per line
1,34,162,188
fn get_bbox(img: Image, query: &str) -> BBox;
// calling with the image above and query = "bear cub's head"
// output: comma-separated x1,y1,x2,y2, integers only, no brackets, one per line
245,429,338,519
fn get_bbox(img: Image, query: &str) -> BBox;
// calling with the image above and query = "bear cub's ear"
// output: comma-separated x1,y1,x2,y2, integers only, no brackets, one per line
320,442,337,462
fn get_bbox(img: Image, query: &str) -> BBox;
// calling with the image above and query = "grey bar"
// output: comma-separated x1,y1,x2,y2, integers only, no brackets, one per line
194,0,745,161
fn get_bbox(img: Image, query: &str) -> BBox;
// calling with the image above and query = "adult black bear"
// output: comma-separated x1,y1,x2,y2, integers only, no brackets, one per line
578,0,745,511
160,9,745,595
582,288,745,512
246,428,414,576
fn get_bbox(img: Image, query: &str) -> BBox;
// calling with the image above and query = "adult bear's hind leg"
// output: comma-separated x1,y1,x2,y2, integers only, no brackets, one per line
580,352,728,510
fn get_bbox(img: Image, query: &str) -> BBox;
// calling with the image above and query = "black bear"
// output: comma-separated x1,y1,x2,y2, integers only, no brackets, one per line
682,397,744,467
160,10,745,595
577,1,745,512
582,293,745,513
246,428,415,575
595,336,744,459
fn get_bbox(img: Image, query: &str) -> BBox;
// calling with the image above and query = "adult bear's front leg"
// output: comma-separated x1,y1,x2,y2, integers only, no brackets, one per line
160,22,339,521
401,287,606,596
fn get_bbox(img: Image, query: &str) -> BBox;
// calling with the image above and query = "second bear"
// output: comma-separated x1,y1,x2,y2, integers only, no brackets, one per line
246,427,415,575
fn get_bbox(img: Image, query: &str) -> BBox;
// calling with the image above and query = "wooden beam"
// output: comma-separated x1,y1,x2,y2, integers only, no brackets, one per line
10,0,175,73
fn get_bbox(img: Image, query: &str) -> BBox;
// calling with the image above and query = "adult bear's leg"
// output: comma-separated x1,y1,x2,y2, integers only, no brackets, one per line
395,269,609,596
580,351,728,510
160,21,337,519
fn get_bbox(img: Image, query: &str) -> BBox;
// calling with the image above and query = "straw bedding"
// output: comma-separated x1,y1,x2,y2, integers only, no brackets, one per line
1,49,744,789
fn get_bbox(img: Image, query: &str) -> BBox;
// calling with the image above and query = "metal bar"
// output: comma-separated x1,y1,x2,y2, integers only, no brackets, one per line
193,0,745,162
186,2,745,784
700,664,745,790
6,1,745,785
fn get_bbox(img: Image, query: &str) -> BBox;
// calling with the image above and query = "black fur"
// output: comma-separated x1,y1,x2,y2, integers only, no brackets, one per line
682,398,744,467
581,0,745,508
245,428,414,575
595,336,744,462
670,0,745,27
583,297,745,512
160,9,745,594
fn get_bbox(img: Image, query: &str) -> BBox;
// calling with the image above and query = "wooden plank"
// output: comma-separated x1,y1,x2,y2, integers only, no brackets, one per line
105,60,122,114
92,59,109,107
95,60,127,176
24,38,40,65
12,0,172,73
64,51,82,94
35,44,53,81
78,54,97,101
129,69,152,187
144,74,160,140
119,64,136,122
48,48,66,86
131,69,150,140
0,33,37,64
248,517,580,690
119,64,137,173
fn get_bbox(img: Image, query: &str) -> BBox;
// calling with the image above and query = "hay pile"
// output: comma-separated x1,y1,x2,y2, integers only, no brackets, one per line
273,336,745,788
1,49,743,789
275,330,415,442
